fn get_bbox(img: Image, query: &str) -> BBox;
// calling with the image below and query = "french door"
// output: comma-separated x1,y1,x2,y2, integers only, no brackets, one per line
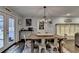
0,12,5,49
0,12,15,52
8,16,15,43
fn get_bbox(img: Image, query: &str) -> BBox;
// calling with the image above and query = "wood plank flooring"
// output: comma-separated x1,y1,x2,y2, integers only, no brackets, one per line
2,40,73,53
3,41,25,53
3,41,58,53
63,40,79,53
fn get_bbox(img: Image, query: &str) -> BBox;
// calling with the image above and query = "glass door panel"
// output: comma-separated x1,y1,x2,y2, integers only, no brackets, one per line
56,25,61,35
64,24,70,36
70,25,75,36
8,16,15,42
60,25,65,36
75,25,79,33
0,15,4,48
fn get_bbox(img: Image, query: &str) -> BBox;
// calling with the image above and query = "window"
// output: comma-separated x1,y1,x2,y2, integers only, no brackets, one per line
0,15,4,48
9,17,15,42
64,24,70,36
75,25,79,33
70,25,75,36
56,24,79,39
60,25,65,36
56,25,60,35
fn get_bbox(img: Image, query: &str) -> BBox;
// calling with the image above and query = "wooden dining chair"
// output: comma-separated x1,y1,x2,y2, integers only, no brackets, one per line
33,40,40,53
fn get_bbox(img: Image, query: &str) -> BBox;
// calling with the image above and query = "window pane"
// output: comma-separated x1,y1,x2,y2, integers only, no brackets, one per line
75,25,79,33
64,24,70,36
70,25,74,36
60,25,65,36
9,17,15,42
56,25,61,35
0,15,4,48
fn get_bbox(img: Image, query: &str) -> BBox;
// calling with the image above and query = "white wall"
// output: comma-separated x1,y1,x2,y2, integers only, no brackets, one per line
21,16,79,37
21,17,53,34
22,17,40,33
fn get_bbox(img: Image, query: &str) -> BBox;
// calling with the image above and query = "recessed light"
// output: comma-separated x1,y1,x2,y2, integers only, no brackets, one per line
66,13,71,16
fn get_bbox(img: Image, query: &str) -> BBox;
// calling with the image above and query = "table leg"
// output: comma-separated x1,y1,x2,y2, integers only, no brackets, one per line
41,39,45,45
59,39,63,53
54,38,58,46
31,40,34,53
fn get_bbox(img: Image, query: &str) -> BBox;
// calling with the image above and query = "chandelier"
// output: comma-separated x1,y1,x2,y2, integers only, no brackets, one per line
40,6,52,24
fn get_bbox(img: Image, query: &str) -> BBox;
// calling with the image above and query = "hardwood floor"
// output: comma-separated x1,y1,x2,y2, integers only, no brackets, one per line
0,40,3,48
2,40,71,53
64,40,79,53
3,40,58,53
3,41,25,53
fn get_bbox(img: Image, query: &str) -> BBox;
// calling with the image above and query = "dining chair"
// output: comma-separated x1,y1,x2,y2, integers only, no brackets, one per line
23,35,27,48
38,39,47,53
33,40,40,53
23,33,31,48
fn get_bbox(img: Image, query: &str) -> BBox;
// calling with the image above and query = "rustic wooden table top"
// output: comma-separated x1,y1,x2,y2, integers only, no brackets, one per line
27,34,64,40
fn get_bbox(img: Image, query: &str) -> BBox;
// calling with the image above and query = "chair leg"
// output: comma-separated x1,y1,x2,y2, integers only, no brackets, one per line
38,46,41,53
38,45,47,53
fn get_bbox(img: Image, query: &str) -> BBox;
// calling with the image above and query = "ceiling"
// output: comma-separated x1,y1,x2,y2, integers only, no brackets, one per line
8,6,79,17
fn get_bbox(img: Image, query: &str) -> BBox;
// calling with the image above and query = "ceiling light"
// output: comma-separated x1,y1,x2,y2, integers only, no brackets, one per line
40,6,52,24
66,13,71,16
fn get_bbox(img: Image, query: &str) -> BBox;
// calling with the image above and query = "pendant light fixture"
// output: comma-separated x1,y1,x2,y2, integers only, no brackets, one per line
41,6,52,24
43,6,48,22
43,6,46,21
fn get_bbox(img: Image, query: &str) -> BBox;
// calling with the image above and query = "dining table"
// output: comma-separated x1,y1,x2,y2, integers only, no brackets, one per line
27,33,65,53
